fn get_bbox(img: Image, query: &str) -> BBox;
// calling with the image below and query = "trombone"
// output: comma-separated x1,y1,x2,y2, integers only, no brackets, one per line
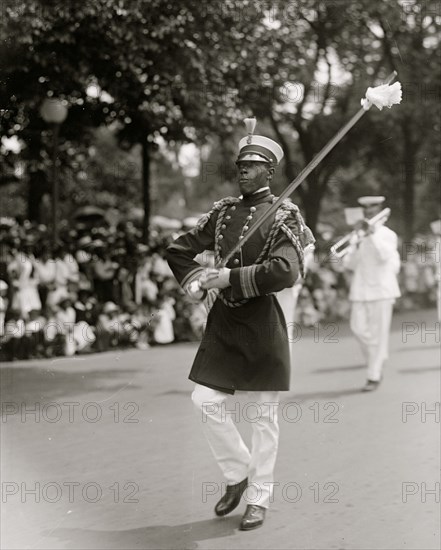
330,208,391,258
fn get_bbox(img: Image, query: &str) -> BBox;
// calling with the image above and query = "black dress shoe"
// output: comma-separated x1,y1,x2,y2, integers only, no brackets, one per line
362,379,380,392
239,504,266,530
214,478,248,517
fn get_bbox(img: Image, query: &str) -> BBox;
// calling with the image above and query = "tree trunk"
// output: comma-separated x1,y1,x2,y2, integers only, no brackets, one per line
402,120,416,245
141,138,150,244
300,183,324,234
28,170,48,223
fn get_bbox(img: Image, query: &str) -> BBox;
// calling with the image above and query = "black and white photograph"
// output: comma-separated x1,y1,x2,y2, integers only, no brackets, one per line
0,1,440,549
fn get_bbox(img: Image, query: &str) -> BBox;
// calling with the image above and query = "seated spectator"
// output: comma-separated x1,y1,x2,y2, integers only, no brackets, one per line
73,320,96,354
189,301,207,340
95,301,121,351
55,293,76,356
22,309,45,359
117,302,140,347
131,297,152,350
44,305,64,358
74,289,98,325
296,288,321,327
2,309,26,360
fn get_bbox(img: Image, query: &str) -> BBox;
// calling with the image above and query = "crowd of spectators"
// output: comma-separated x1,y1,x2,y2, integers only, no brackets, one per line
0,216,206,361
0,216,439,361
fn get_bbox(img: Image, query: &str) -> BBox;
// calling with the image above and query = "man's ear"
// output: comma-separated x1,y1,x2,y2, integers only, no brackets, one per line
267,166,275,178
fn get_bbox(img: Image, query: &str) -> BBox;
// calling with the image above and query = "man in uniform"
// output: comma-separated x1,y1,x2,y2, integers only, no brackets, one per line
343,196,401,392
166,120,314,530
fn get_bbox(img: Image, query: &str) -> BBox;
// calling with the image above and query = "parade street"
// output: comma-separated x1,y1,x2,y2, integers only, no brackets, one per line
1,308,440,550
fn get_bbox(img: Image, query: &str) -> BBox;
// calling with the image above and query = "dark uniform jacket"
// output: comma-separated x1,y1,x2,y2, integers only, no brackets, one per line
166,188,314,394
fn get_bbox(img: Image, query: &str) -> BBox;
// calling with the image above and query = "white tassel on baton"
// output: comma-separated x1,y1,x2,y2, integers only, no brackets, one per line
361,81,402,111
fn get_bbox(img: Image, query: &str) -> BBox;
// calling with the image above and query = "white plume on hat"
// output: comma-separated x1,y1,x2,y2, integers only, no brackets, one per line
237,117,284,164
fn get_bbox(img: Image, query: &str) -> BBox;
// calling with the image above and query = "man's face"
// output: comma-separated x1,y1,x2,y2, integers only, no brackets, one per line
363,204,382,219
236,161,271,196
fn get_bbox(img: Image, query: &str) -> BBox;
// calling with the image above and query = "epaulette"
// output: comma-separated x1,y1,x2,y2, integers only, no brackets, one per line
275,198,316,250
196,196,241,232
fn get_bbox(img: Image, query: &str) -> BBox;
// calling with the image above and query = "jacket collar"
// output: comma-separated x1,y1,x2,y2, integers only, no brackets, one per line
241,187,273,206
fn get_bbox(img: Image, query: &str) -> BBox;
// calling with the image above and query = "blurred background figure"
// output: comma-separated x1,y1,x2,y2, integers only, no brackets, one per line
342,196,401,392
7,239,41,318
152,295,175,345
0,280,9,337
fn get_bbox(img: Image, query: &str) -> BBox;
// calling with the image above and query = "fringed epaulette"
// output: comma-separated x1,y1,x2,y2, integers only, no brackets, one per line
257,198,315,278
275,198,315,251
196,196,241,232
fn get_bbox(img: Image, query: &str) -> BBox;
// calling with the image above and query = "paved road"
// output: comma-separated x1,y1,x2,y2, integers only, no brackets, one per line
1,309,440,550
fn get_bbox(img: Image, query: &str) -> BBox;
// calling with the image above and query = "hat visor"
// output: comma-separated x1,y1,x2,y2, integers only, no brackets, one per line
236,153,271,163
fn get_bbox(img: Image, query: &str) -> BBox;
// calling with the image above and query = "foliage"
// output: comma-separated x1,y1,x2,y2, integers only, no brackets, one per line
0,0,439,239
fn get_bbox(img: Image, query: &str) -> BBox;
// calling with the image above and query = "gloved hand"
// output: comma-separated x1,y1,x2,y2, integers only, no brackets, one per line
185,269,219,301
200,267,231,290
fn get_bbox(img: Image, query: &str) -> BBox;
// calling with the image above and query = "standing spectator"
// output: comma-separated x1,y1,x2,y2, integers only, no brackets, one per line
135,252,158,305
7,240,41,318
46,246,71,308
33,246,56,309
0,280,8,336
62,241,80,294
74,289,98,325
92,245,119,303
55,294,76,356
152,296,176,344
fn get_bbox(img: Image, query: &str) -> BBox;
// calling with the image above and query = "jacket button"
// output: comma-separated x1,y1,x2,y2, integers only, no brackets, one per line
233,259,240,265
218,234,224,240
221,224,226,229
250,206,257,212
231,206,236,211
226,215,231,220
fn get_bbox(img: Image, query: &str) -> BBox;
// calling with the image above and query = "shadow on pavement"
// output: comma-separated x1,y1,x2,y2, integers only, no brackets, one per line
0,366,141,402
398,366,440,374
157,389,192,397
395,344,441,352
312,364,365,374
47,516,241,549
282,387,363,403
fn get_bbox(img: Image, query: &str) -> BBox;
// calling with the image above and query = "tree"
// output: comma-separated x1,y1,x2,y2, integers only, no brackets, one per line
219,0,439,236
0,0,257,237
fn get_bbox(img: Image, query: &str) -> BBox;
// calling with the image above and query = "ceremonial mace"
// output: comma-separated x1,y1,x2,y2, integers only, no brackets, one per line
222,71,401,266
189,71,402,298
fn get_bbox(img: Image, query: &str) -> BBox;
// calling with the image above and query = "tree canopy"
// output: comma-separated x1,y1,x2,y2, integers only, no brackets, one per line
1,0,439,239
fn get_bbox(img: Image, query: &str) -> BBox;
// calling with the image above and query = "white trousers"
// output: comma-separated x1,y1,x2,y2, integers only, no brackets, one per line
350,299,394,382
191,384,280,509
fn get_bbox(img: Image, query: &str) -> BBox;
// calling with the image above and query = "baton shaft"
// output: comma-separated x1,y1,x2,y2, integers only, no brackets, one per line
221,71,397,267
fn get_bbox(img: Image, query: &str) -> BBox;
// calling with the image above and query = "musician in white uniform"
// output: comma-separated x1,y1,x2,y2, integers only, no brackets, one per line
343,196,401,391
